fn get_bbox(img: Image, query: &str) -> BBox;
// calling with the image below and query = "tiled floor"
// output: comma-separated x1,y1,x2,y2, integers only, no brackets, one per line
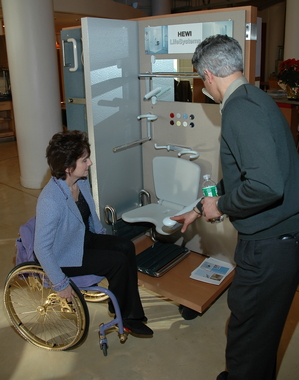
0,140,299,380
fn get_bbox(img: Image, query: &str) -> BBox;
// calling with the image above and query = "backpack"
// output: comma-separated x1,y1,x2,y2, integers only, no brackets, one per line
16,216,36,265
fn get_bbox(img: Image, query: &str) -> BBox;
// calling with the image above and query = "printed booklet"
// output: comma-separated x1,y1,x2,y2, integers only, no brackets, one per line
190,257,235,285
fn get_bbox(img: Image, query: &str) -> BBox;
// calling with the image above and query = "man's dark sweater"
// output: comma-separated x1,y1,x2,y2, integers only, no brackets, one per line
217,78,299,240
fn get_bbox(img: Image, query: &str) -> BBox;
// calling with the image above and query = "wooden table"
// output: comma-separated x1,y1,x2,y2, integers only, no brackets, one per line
134,235,234,314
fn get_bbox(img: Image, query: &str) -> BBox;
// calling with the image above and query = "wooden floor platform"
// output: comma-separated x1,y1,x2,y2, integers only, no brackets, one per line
134,235,234,314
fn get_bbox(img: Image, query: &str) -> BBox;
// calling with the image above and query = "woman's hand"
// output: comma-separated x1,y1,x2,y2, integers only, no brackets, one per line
57,284,76,303
170,209,201,233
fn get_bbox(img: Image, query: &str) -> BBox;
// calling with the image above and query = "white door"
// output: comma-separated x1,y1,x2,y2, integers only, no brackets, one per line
81,17,143,233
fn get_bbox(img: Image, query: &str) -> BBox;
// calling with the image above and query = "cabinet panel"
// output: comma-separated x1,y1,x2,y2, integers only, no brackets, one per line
0,101,15,139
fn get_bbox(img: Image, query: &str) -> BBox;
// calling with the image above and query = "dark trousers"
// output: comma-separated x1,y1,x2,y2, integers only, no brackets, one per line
225,235,299,380
62,233,145,321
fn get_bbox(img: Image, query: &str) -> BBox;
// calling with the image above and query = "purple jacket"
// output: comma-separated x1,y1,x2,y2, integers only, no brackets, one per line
33,177,105,291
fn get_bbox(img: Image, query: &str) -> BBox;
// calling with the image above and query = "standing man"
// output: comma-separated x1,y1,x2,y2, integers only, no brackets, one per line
171,35,299,380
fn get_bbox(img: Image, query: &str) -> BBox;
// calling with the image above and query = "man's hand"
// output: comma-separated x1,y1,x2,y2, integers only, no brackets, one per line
201,196,223,222
170,208,201,233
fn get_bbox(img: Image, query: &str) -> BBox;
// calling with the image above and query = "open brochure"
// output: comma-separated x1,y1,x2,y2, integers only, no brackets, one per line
190,257,235,285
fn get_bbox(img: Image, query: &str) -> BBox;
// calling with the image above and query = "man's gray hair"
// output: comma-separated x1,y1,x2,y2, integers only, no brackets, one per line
192,34,243,80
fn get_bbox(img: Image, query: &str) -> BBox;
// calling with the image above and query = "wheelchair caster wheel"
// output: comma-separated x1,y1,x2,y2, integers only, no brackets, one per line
119,333,128,343
101,342,108,356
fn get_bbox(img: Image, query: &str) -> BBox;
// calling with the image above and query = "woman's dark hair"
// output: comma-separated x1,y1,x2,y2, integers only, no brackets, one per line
46,130,91,180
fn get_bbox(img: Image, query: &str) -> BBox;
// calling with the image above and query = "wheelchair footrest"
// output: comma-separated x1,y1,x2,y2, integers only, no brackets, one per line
136,242,190,277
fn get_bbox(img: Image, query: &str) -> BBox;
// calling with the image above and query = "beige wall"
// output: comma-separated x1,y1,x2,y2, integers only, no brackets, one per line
284,0,299,60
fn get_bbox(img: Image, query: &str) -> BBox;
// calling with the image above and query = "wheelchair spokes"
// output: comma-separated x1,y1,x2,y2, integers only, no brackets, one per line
4,264,89,351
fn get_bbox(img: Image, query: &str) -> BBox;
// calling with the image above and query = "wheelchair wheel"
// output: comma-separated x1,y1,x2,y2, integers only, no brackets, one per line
4,262,89,351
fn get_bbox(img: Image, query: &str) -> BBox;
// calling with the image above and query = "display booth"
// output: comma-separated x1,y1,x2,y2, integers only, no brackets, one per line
61,6,257,313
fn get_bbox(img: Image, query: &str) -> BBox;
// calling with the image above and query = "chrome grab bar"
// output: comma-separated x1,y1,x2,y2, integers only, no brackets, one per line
104,205,117,226
139,189,151,206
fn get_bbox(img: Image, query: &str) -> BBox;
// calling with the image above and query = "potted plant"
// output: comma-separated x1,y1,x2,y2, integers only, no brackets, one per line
277,58,299,100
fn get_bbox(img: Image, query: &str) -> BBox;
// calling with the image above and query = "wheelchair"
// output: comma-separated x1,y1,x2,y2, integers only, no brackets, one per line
4,261,128,356
3,217,128,356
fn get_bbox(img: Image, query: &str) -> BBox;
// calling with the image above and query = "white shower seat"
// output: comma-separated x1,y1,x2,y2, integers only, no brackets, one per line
122,156,201,235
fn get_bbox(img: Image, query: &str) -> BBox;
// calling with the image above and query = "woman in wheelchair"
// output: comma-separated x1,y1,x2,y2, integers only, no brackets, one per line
34,130,153,337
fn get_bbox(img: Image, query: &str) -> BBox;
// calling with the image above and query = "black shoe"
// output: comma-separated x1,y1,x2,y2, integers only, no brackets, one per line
123,319,153,337
216,371,228,380
179,305,200,320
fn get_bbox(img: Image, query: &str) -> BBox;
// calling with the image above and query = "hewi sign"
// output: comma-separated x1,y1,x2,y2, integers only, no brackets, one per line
168,21,233,54
178,31,192,37
144,21,233,54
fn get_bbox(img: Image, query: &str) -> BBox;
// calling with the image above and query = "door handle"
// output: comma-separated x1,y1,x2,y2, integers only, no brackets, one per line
62,38,79,72
67,38,78,72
